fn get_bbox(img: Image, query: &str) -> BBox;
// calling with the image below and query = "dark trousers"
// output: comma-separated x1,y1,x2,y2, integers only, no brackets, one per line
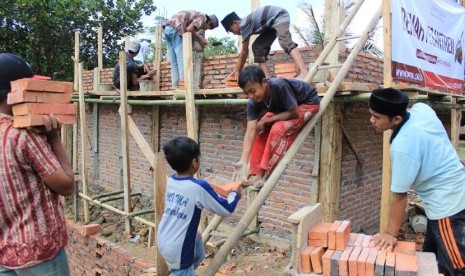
423,208,465,276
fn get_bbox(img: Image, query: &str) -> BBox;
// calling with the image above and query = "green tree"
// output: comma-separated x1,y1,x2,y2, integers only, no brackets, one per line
292,1,383,58
0,0,156,80
204,37,237,58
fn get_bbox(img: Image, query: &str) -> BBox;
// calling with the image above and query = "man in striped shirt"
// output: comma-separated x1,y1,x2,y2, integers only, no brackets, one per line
0,53,75,275
221,6,308,80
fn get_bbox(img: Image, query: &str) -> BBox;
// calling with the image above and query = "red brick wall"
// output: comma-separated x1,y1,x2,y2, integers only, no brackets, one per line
66,220,153,275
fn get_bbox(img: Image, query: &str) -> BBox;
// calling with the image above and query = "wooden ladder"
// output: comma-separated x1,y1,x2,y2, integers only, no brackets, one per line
202,1,382,274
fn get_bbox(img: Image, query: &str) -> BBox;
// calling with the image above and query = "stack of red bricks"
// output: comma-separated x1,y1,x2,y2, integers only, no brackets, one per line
224,76,239,88
8,78,76,128
275,62,298,78
301,221,418,276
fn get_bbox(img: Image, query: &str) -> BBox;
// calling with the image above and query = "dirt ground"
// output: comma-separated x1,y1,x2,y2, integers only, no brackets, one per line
65,184,425,275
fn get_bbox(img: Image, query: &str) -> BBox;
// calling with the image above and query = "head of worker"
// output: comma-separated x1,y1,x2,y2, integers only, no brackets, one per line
128,39,141,57
163,136,201,176
369,88,409,133
0,53,34,112
221,12,241,35
238,65,269,104
203,14,219,30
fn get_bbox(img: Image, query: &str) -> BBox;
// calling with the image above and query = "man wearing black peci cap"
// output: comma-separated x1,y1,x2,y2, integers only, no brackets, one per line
0,53,74,275
369,88,465,276
221,6,308,81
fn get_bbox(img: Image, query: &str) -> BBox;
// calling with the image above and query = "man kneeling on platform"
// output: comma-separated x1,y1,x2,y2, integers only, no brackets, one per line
232,65,320,189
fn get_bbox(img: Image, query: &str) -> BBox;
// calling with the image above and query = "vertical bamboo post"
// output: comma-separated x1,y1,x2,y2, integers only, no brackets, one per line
182,32,199,141
78,62,89,223
73,107,79,221
125,36,130,52
74,32,79,92
380,0,393,233
248,0,260,64
119,51,133,234
154,25,163,91
92,103,99,181
98,26,103,71
324,0,341,75
154,153,169,276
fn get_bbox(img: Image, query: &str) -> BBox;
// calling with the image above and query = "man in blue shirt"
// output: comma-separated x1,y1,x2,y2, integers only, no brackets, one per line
369,88,465,276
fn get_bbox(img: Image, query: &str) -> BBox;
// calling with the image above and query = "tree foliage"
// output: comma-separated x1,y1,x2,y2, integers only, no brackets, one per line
292,1,383,58
204,37,237,59
0,0,156,80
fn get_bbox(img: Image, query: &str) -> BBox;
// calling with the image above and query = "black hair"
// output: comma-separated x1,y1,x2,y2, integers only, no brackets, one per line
238,65,265,88
162,136,200,173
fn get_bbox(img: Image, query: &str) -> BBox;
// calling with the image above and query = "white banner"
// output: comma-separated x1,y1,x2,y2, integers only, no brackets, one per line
391,0,465,92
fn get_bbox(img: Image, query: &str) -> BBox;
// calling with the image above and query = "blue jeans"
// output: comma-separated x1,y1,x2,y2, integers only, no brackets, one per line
164,25,184,88
0,249,70,276
171,234,205,276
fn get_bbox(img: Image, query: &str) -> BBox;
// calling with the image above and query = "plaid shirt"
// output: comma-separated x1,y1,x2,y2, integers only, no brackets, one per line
0,114,68,269
164,10,207,36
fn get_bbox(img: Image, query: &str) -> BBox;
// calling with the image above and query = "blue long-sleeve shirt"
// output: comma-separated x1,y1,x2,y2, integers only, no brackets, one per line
157,175,240,270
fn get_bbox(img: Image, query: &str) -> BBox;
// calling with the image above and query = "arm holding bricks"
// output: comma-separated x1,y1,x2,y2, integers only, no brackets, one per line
232,119,257,184
373,192,407,250
228,39,250,81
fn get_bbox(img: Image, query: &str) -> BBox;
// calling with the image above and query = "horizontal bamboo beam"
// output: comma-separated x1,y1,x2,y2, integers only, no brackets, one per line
127,209,154,218
99,193,142,203
79,193,156,228
91,190,124,199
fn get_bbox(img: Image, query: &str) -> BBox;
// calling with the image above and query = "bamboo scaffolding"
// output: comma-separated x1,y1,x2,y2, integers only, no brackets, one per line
91,190,124,199
202,5,383,275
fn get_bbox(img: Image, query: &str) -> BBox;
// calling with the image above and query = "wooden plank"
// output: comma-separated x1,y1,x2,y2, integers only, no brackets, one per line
451,98,460,149
74,32,79,92
119,51,132,234
287,203,322,273
124,36,129,52
312,118,322,177
318,103,343,222
183,32,199,142
152,106,160,153
78,63,90,223
127,114,155,168
88,87,243,97
92,103,99,182
154,152,169,276
324,0,341,78
98,26,103,71
93,68,100,94
381,0,393,233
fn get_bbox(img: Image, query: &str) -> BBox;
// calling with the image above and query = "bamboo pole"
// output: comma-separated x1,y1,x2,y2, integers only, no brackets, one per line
74,32,79,92
99,193,141,203
202,6,382,275
154,25,163,91
182,32,199,142
91,190,124,199
118,51,133,234
304,0,366,83
78,193,156,228
202,215,224,245
127,115,155,168
78,63,90,223
154,152,169,276
98,26,103,71
127,209,154,217
380,0,393,233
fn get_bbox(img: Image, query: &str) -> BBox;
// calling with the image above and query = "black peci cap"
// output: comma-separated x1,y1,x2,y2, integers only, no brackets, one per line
0,53,34,97
221,12,240,32
369,88,409,117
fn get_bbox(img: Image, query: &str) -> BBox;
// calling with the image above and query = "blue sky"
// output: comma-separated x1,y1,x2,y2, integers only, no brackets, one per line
141,0,383,49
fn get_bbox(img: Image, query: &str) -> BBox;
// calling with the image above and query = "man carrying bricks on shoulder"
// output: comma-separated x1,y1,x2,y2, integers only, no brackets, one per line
369,88,465,276
0,53,75,275
232,65,319,189
221,6,308,81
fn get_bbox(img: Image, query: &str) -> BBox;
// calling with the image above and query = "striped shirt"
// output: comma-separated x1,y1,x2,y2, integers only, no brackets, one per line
240,6,290,41
0,114,68,269
164,10,207,36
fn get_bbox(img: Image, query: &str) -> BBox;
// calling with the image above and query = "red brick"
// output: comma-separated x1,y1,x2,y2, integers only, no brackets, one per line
7,91,72,104
385,251,396,276
328,221,342,250
348,246,363,276
12,103,77,116
10,78,73,93
353,233,365,247
356,247,370,276
310,247,325,273
322,249,334,276
338,246,354,276
365,248,378,276
275,63,297,73
347,233,358,246
309,222,332,240
394,253,418,275
362,235,372,248
309,238,328,247
375,250,387,276
14,114,76,128
276,72,296,78
209,181,240,198
330,250,343,276
335,220,351,250
82,224,101,236
393,241,416,255
301,246,314,273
